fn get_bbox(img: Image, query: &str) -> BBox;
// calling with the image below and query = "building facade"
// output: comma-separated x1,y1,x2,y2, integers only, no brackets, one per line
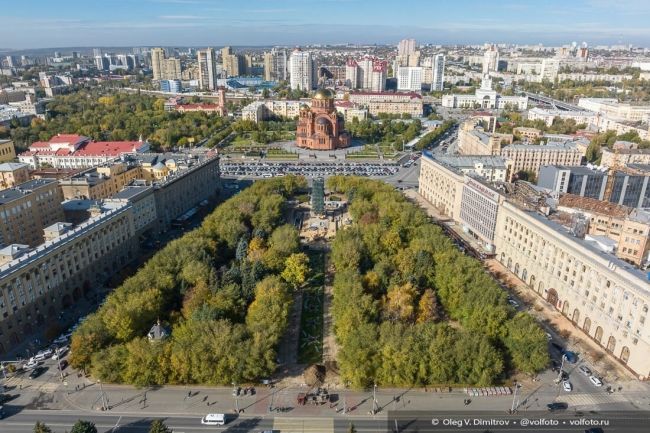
58,162,143,200
0,162,29,189
0,204,139,355
0,179,65,247
397,67,423,92
264,48,288,82
0,139,16,162
442,75,528,110
289,50,315,91
501,141,585,181
197,48,218,90
347,91,423,117
494,201,650,379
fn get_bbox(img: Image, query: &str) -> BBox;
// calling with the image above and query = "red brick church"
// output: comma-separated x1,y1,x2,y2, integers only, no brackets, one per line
296,89,350,150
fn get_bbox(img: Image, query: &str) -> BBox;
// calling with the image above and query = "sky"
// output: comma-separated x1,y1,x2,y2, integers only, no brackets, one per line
2,0,650,50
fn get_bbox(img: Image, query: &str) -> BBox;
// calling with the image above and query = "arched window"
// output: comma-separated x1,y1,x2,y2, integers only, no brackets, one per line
595,326,603,344
606,336,616,353
620,346,630,364
572,308,580,324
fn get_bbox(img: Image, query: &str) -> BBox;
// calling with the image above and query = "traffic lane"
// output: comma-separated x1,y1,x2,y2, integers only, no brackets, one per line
0,411,273,433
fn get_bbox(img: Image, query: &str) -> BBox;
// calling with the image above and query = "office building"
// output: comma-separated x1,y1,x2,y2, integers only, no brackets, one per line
397,67,423,92
160,79,182,93
263,48,288,82
0,202,139,354
0,178,65,247
347,91,423,117
501,141,585,181
0,162,30,189
197,48,218,90
442,75,528,110
538,164,650,208
0,139,16,162
296,89,350,150
289,49,315,91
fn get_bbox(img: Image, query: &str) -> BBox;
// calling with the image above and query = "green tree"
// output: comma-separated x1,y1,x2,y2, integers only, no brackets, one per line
70,420,97,433
281,252,310,288
33,421,52,433
149,419,172,433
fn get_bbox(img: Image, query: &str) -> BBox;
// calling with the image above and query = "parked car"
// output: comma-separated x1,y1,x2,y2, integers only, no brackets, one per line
562,351,578,363
58,360,68,370
51,346,68,360
33,349,53,361
547,402,568,412
578,365,592,376
508,299,520,308
24,358,39,370
28,366,46,379
562,381,573,392
589,375,603,387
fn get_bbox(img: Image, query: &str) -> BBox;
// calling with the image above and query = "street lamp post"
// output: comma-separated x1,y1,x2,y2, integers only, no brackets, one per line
556,354,567,383
510,383,521,413
372,383,378,415
232,382,239,413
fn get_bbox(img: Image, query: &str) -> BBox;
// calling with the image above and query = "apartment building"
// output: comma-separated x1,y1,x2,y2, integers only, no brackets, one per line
494,201,650,379
418,152,465,219
458,119,513,156
0,162,29,189
0,139,16,162
0,203,139,354
242,100,304,122
0,179,65,247
527,107,597,127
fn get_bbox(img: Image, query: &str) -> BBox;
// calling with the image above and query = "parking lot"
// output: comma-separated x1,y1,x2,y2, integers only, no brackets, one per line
220,160,400,178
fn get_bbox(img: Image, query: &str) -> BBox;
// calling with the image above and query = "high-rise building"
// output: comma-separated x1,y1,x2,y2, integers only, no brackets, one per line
432,54,445,91
483,45,500,74
151,47,165,80
197,48,218,90
94,56,110,71
289,49,315,91
163,58,181,80
540,58,560,81
221,46,244,77
397,39,416,57
92,48,102,58
263,48,288,82
345,56,386,91
397,66,423,92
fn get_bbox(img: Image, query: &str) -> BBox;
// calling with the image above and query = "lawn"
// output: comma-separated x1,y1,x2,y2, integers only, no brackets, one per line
298,250,325,365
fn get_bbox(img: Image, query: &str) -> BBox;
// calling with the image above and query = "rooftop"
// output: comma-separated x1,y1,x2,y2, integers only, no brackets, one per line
0,178,58,205
559,193,630,218
0,162,28,172
110,185,153,200
431,154,507,170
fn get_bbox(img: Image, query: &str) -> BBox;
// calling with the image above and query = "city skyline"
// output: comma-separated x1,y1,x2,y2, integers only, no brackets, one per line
2,0,650,50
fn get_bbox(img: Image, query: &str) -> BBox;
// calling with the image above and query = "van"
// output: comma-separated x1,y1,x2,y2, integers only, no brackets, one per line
201,413,226,426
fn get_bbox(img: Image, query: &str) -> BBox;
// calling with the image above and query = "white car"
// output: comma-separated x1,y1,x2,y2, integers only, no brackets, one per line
562,380,572,392
51,346,69,360
24,358,39,370
578,365,592,376
589,375,603,387
201,414,225,426
33,348,54,361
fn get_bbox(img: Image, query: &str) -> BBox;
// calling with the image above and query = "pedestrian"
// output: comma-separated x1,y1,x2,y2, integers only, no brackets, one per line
188,390,191,398
203,395,208,402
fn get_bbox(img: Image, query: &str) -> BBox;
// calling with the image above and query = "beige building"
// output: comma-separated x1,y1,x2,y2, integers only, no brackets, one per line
601,148,650,167
347,91,423,117
0,140,16,162
241,100,304,122
458,118,513,156
0,203,139,354
221,46,243,77
59,162,142,200
418,153,467,220
513,127,542,142
494,201,650,379
500,141,584,181
0,162,29,189
0,178,65,247
150,48,181,81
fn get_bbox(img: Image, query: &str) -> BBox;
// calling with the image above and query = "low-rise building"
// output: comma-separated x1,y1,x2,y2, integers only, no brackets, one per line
500,139,585,181
347,91,423,117
441,75,528,110
0,179,65,247
18,134,150,169
241,100,304,122
458,118,513,156
513,127,543,142
527,107,597,128
0,162,29,189
58,162,142,200
578,98,650,123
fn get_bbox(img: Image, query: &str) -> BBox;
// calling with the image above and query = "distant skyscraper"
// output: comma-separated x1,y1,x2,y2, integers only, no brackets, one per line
397,66,423,92
151,47,165,80
483,45,499,74
220,46,244,77
264,48,288,82
5,55,19,68
93,48,102,57
71,51,79,59
397,39,416,56
432,54,445,91
289,49,315,91
348,55,387,91
54,52,61,59
197,48,217,90
94,56,110,71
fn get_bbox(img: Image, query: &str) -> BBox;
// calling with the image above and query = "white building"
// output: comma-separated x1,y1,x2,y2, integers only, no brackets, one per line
432,54,445,92
241,100,304,122
346,56,387,91
263,48,288,82
483,45,499,74
540,58,560,81
442,75,528,110
578,98,650,123
397,67,423,92
527,107,597,127
289,50,315,91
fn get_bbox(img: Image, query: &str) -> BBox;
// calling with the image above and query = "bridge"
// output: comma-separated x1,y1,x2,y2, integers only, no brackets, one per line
523,92,584,111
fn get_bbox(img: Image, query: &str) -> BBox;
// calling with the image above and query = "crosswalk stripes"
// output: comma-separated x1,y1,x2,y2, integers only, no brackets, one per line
273,417,334,433
563,392,627,407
